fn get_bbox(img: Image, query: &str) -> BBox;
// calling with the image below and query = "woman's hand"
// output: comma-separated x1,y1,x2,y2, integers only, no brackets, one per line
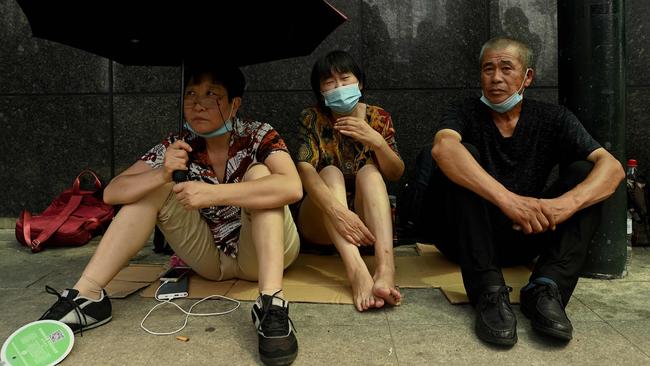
327,204,375,246
163,140,192,181
173,181,217,210
334,116,384,150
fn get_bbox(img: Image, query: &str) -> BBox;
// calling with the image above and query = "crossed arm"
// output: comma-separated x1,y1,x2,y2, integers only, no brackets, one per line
431,128,625,234
103,140,303,210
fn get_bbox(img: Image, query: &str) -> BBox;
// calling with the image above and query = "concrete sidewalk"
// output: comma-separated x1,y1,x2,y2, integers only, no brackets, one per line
1,227,649,365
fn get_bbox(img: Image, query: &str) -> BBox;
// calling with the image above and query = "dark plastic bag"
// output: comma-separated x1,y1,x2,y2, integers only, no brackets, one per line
630,175,650,246
396,143,434,243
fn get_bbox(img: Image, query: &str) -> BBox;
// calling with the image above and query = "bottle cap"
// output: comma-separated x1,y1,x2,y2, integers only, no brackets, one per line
627,159,638,167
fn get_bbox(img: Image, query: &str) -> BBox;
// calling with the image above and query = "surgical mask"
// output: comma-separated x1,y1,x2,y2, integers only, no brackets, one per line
480,68,531,113
322,83,362,114
184,105,234,138
184,120,232,138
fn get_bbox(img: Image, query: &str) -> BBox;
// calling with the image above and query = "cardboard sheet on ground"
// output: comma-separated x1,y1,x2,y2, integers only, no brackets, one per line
415,243,532,303
115,243,532,305
105,264,167,298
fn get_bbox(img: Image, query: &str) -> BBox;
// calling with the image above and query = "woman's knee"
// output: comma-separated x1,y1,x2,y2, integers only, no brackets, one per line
243,163,271,182
111,183,174,224
319,165,344,184
357,163,381,178
140,182,174,206
156,182,188,222
356,164,386,191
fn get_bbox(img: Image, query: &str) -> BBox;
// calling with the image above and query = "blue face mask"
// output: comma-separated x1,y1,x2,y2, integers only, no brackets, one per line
322,83,362,114
184,120,232,138
480,68,531,113
184,105,234,138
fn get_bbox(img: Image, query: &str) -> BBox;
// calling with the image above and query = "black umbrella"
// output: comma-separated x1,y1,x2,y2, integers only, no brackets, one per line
15,0,347,66
16,0,347,180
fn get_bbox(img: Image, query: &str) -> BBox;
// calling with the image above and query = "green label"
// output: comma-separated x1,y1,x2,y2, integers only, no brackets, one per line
1,320,74,366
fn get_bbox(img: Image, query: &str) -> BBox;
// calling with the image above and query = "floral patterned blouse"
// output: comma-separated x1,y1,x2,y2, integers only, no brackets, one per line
293,104,400,207
140,117,288,257
294,105,400,174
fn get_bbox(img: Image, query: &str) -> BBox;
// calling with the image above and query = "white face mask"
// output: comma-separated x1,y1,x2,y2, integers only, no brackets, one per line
480,68,531,113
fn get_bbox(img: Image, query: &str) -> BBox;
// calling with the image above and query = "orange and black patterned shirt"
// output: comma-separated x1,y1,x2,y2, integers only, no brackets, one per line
140,117,288,257
294,104,400,176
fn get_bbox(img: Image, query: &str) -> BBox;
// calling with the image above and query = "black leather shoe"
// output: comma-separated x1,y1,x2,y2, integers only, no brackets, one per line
520,281,573,341
475,285,517,346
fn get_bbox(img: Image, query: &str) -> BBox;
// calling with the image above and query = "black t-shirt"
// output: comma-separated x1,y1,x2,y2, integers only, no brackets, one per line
435,98,601,197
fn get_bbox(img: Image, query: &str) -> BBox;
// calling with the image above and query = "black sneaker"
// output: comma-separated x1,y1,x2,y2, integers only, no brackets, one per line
39,286,112,334
520,281,573,341
251,292,298,366
475,285,517,346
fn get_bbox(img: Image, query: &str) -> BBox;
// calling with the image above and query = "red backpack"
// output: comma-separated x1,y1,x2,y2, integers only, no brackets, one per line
15,169,115,253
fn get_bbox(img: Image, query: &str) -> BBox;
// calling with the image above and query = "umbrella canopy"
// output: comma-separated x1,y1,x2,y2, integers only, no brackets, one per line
16,0,347,181
16,0,347,67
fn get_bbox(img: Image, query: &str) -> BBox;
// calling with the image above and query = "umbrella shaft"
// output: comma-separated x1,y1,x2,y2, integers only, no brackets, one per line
179,60,185,135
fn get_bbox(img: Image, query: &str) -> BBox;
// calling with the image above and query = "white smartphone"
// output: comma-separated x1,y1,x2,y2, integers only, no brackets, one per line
159,266,192,282
157,275,189,300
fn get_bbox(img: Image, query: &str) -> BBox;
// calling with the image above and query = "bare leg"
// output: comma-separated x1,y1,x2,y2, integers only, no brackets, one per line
298,166,378,311
244,164,286,298
355,164,401,305
74,183,173,299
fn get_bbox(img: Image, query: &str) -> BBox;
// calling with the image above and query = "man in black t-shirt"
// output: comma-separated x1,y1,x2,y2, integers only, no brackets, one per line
421,37,624,346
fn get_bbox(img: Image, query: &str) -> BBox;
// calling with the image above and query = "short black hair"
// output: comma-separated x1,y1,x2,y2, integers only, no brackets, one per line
310,50,365,111
184,61,246,101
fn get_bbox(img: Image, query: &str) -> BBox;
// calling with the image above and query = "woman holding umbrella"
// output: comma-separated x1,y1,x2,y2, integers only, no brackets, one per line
294,50,404,311
39,64,301,366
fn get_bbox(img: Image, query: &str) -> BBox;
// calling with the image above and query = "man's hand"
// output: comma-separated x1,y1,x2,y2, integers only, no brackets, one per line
327,204,376,246
163,140,192,181
539,196,579,229
334,116,384,150
173,181,216,210
500,193,555,234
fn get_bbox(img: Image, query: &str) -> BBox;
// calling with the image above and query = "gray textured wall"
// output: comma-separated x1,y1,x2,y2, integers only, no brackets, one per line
1,0,648,217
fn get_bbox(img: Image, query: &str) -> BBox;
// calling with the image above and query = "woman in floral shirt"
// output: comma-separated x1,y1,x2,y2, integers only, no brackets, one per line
40,63,301,365
294,50,404,311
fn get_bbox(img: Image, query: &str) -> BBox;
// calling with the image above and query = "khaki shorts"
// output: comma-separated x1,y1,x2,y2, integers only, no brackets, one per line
156,190,300,281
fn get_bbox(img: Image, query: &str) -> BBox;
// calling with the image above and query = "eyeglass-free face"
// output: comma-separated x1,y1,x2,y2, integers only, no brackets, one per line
480,46,531,104
319,71,361,93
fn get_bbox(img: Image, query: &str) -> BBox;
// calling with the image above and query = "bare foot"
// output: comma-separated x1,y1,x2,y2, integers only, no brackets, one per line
349,267,382,312
373,265,402,306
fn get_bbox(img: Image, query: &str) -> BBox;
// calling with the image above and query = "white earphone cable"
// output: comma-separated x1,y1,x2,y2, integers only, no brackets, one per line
140,280,240,336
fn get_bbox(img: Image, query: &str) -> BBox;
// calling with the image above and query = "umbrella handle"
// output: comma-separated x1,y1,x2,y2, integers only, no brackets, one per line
173,60,188,183
172,170,188,182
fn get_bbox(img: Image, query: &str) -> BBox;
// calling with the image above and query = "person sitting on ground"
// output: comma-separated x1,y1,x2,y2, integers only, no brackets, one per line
293,50,404,311
39,63,303,366
419,36,624,346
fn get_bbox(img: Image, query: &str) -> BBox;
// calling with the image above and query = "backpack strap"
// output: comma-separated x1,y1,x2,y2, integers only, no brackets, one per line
72,169,102,195
22,195,83,253
20,210,33,249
